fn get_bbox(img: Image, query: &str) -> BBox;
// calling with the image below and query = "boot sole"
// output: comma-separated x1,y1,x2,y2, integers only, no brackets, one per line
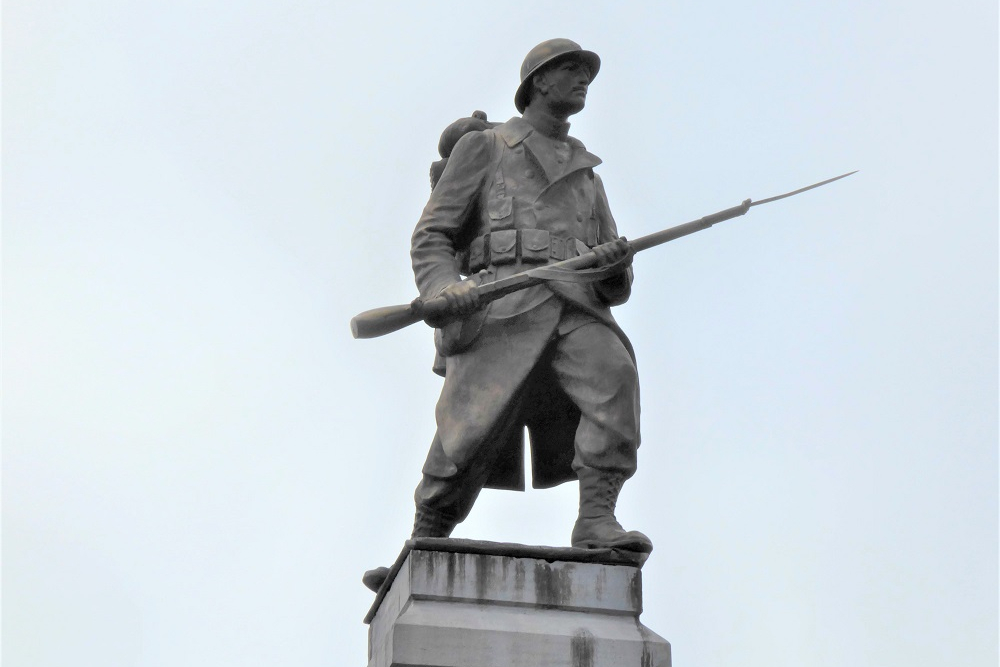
573,538,653,554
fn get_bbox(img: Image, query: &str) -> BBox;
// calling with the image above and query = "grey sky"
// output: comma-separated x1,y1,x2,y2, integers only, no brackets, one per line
4,1,997,666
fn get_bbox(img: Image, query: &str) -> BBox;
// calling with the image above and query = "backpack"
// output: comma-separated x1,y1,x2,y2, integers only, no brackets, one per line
429,110,500,190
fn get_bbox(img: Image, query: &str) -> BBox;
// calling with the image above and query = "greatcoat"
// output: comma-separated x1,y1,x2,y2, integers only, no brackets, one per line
411,116,640,495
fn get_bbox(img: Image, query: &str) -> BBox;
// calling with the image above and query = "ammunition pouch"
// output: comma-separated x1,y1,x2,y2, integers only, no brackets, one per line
463,229,584,274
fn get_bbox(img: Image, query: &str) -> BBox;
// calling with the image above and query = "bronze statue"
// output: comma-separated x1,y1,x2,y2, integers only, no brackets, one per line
353,40,855,591
406,38,652,553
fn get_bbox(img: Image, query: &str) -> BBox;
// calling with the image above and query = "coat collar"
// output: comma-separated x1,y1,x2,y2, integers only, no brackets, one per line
496,117,602,185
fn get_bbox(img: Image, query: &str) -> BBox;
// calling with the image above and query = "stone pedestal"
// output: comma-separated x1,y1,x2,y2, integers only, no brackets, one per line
364,538,670,667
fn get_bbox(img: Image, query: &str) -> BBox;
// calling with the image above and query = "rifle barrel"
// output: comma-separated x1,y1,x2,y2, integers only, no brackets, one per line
629,201,751,253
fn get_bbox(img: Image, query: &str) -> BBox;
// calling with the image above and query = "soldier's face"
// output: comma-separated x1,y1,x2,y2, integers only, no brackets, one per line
537,59,592,116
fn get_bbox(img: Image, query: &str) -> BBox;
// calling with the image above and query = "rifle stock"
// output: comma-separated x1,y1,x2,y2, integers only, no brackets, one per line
350,250,605,339
350,297,451,339
350,303,422,339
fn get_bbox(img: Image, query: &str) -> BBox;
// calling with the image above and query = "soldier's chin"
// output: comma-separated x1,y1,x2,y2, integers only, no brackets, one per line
559,98,587,116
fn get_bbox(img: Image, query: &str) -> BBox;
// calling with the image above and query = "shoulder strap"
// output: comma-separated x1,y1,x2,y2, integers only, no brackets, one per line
487,129,507,196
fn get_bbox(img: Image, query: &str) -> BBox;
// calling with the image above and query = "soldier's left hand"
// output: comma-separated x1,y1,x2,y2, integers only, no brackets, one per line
592,238,632,267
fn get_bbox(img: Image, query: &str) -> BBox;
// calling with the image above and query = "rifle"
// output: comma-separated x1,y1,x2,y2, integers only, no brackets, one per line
350,171,856,340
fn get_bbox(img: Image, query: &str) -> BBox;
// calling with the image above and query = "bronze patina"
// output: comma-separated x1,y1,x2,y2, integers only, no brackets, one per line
405,38,650,555
355,39,854,591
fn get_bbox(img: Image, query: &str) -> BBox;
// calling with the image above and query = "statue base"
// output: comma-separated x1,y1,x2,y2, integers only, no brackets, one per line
364,538,671,667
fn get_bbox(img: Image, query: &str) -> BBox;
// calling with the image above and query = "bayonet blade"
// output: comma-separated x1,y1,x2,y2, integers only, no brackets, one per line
750,170,858,207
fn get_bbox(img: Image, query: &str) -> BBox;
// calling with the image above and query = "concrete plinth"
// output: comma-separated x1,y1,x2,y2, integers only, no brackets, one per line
365,538,670,667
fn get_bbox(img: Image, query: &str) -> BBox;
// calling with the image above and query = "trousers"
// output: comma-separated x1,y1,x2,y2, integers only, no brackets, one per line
414,303,640,524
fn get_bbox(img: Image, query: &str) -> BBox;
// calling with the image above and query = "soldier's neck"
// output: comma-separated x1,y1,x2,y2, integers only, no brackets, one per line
522,106,571,141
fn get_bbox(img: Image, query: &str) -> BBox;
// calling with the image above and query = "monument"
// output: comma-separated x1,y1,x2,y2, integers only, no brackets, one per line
351,37,853,667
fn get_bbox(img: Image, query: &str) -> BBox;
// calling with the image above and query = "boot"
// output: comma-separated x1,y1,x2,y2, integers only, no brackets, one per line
571,468,653,553
362,566,390,593
362,507,456,594
362,508,456,594
411,506,457,539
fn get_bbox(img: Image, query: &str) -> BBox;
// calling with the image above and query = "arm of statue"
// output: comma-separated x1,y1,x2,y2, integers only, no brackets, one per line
411,130,493,304
592,173,634,306
420,275,484,329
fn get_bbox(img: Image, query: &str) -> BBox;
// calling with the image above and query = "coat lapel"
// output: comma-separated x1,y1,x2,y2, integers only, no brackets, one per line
498,117,603,187
522,131,602,187
563,137,603,176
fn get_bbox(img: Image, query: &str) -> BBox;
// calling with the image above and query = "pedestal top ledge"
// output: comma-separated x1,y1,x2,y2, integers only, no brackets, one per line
364,537,649,624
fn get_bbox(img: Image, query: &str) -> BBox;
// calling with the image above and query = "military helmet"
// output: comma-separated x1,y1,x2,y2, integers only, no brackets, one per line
514,38,601,113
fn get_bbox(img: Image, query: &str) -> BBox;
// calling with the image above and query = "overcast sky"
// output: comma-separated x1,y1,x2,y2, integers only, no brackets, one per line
4,1,997,666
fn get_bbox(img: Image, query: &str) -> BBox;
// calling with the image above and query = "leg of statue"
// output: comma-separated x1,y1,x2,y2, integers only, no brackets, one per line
363,448,490,593
571,468,652,553
411,431,504,538
550,321,652,553
412,474,480,538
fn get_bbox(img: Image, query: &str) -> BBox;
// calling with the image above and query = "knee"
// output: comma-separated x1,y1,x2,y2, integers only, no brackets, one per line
600,353,638,395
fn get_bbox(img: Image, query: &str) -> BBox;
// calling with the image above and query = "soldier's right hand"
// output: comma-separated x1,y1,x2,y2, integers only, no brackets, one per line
438,279,481,316
592,238,632,267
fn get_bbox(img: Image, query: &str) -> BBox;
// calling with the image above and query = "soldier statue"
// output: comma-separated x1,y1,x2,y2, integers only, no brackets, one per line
408,38,652,554
355,38,852,592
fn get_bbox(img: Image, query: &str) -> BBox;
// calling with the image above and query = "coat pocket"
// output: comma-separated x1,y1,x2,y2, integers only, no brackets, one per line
487,195,513,227
520,228,550,264
489,229,518,265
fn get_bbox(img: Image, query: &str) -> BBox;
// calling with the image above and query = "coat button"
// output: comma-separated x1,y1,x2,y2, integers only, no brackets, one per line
525,170,535,178
576,213,584,222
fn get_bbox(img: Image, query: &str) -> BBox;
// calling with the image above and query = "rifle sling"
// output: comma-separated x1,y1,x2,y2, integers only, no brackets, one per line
523,254,630,284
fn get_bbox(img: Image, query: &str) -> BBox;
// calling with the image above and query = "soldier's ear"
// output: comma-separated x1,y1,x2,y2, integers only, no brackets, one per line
532,72,550,96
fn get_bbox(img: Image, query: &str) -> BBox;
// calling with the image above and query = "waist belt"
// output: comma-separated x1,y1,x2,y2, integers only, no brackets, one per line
465,229,584,273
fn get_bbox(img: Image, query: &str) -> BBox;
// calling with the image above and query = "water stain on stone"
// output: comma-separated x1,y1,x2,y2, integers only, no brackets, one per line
636,618,667,667
441,551,459,597
628,569,643,612
513,559,526,596
570,628,595,667
418,550,438,595
475,555,491,600
534,561,573,607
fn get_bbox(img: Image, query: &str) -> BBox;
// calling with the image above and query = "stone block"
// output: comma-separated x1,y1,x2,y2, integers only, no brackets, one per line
365,538,670,667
